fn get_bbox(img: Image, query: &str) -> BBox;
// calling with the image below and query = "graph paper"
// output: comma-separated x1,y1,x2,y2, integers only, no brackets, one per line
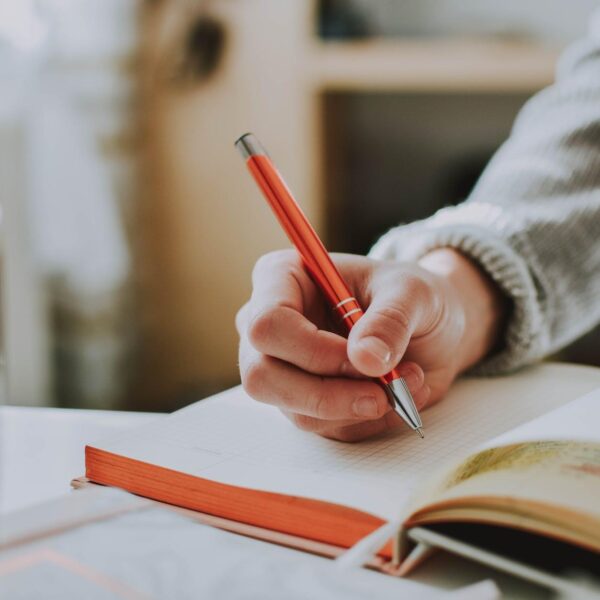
94,363,600,520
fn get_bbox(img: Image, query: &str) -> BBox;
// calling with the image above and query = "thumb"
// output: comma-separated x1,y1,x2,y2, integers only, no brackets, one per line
347,278,435,377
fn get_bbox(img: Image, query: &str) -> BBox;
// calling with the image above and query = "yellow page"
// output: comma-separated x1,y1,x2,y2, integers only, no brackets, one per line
411,387,600,537
91,363,600,521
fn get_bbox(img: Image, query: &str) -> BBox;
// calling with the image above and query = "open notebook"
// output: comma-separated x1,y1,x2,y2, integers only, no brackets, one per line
85,363,600,560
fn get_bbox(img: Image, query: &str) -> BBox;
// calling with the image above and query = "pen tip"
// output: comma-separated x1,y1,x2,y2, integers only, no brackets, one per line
416,427,424,439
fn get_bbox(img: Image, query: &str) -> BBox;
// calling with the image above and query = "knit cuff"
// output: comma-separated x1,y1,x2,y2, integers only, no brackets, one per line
368,214,548,374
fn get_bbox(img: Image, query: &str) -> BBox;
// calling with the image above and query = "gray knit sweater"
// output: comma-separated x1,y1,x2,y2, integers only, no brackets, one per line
369,19,600,373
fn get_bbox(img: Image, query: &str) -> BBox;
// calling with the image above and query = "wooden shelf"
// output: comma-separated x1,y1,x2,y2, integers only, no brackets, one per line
309,38,560,93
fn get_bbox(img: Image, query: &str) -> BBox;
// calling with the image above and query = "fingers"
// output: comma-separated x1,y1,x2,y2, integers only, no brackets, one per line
284,381,430,442
240,329,427,430
412,382,432,411
247,306,357,377
285,409,401,442
321,411,404,442
241,251,353,376
247,304,353,376
393,362,426,399
239,335,390,420
238,251,443,442
347,273,441,377
239,250,361,377
249,250,315,316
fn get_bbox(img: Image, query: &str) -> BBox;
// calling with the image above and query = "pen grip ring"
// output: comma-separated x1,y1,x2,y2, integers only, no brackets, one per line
333,297,363,330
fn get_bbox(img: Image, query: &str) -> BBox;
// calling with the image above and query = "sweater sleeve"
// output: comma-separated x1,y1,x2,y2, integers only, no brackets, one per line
369,14,600,374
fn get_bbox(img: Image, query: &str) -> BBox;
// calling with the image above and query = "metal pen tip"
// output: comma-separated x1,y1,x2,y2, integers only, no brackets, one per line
383,377,423,433
415,427,424,439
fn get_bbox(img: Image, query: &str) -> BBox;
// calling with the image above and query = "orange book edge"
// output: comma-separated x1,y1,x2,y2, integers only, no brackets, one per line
85,446,394,560
70,478,391,569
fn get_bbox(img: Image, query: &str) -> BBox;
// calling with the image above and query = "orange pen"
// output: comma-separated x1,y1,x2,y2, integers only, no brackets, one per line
235,133,423,437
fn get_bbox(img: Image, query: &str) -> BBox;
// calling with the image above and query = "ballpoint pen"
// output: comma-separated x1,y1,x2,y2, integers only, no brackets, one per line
235,133,424,437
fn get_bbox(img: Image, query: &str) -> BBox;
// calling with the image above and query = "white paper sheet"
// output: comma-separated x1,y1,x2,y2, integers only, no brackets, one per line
481,385,600,449
92,363,600,520
0,505,443,600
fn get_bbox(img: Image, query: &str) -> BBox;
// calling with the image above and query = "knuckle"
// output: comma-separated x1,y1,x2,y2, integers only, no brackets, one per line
241,356,269,398
326,427,360,443
252,250,296,279
311,386,330,420
247,307,281,348
309,379,345,420
290,413,316,432
253,251,279,274
335,429,356,443
374,304,412,338
235,303,249,333
407,275,432,303
304,341,329,374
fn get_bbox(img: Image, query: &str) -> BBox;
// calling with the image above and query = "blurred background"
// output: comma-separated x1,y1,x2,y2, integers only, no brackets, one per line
1,0,598,412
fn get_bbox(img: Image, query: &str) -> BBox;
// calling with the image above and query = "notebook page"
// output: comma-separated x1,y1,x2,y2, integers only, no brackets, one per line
92,363,600,520
481,385,600,449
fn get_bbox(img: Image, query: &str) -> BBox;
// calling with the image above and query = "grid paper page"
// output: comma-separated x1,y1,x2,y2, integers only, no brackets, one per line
483,385,600,448
95,363,600,520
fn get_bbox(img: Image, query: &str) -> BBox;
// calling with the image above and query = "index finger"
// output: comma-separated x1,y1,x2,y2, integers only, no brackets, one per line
249,250,315,315
245,251,352,376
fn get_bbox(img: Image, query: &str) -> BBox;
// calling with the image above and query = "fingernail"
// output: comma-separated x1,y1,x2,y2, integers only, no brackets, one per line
358,336,392,365
353,396,379,418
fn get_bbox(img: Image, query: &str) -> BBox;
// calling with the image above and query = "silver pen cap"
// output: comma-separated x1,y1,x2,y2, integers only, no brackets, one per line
235,132,267,159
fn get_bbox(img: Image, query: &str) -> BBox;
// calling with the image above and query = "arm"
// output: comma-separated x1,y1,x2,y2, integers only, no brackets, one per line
237,18,600,442
370,16,600,373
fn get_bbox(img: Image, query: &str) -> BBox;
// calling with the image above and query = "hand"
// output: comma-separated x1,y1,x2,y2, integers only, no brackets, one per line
236,248,506,441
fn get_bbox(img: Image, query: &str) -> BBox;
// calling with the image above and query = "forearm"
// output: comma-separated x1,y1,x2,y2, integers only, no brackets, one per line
370,14,600,373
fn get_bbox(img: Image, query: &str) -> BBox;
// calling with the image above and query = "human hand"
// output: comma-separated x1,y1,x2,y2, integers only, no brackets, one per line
236,248,506,441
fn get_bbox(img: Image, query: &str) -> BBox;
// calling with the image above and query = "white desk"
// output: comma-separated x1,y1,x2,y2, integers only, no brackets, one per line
0,405,550,598
0,406,158,515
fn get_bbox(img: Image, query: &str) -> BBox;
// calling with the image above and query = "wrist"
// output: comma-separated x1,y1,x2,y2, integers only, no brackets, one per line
418,248,508,372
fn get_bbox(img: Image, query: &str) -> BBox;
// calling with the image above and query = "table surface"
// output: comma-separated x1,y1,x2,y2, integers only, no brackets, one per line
0,404,550,598
0,405,159,515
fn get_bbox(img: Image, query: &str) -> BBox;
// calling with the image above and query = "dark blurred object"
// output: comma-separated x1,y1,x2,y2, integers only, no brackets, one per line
318,0,370,39
153,0,226,88
323,92,529,254
170,14,225,85
560,324,600,367
316,0,598,43
440,153,492,208
51,279,133,409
